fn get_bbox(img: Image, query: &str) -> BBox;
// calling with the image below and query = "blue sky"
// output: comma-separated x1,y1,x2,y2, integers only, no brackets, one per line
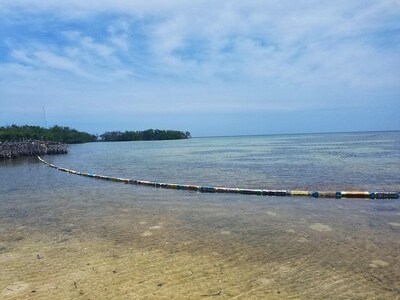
0,0,399,136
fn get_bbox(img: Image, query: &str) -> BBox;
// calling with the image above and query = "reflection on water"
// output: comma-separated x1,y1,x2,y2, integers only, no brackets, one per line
1,132,400,299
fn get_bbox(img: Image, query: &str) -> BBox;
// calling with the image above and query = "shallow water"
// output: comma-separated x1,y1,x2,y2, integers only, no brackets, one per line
1,132,400,299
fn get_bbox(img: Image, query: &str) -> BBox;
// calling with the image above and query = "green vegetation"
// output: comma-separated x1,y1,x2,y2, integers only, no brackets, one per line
100,129,191,141
0,125,191,143
0,125,96,144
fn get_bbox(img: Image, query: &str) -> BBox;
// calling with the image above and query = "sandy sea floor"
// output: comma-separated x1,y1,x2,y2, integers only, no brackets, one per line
1,181,400,299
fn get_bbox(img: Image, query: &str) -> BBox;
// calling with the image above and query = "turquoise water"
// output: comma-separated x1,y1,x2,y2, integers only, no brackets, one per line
1,131,400,299
43,131,400,191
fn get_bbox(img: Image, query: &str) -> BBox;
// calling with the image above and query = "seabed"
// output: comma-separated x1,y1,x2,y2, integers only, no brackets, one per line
1,187,400,299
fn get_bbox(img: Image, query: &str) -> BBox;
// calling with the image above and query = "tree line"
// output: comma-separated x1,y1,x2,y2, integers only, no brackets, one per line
0,125,191,143
100,129,191,141
0,125,96,143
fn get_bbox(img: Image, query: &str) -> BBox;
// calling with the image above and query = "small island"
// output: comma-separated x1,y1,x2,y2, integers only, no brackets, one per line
99,129,191,141
0,125,191,159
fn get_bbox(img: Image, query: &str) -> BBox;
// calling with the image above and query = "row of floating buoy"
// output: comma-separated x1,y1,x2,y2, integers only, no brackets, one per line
38,156,399,200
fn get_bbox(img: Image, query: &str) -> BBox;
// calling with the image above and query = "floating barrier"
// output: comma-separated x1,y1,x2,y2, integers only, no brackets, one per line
37,156,399,200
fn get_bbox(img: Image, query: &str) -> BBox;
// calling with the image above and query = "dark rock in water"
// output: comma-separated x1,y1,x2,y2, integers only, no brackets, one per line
0,140,68,159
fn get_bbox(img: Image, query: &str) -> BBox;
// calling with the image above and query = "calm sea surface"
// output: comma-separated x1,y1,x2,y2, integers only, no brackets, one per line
1,132,400,299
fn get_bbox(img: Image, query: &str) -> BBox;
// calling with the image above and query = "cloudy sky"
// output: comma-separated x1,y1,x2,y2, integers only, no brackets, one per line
0,0,399,136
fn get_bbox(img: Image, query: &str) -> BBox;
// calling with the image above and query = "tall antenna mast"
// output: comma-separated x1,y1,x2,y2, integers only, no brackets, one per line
43,106,48,128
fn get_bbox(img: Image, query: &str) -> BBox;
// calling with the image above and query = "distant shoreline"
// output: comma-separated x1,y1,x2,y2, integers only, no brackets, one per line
0,125,191,144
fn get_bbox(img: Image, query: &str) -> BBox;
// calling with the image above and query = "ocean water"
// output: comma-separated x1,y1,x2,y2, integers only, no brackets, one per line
1,131,400,299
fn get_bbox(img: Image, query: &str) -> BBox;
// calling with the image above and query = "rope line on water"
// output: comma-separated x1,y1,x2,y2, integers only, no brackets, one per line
38,156,399,200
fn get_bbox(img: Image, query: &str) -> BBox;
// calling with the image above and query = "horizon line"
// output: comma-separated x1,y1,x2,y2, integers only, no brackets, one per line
193,129,400,139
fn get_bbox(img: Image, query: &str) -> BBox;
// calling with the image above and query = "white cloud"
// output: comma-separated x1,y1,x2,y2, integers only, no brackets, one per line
0,0,399,119
107,20,130,52
35,51,86,74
